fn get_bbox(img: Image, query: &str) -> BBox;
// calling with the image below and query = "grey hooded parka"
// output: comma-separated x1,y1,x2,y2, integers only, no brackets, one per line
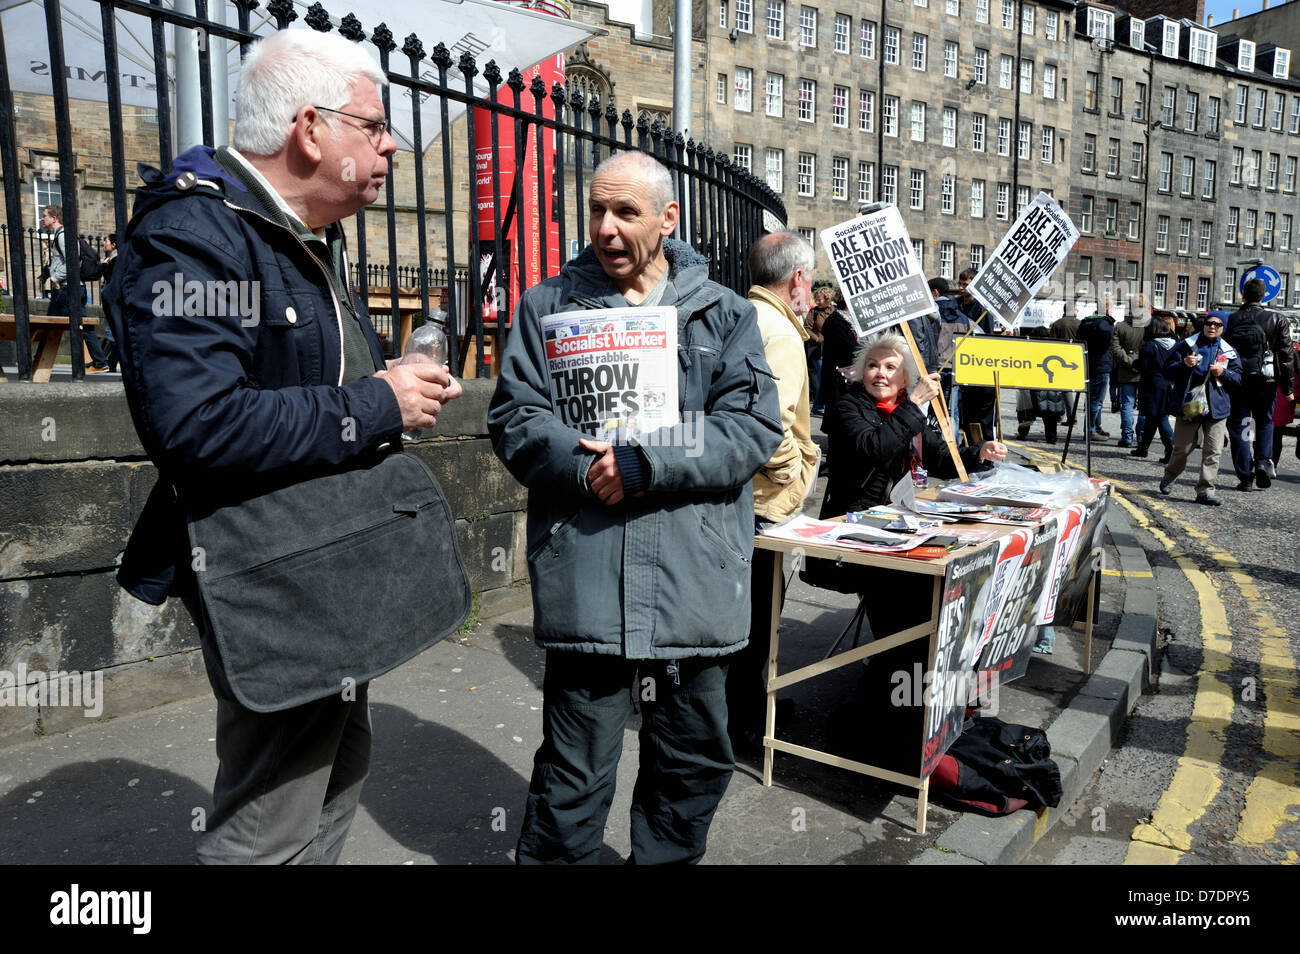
488,241,783,659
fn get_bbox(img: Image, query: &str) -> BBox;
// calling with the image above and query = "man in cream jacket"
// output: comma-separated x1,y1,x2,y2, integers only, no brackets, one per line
726,231,821,755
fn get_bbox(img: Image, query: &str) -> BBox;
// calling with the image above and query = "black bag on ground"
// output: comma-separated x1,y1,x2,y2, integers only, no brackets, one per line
932,715,1062,816
184,448,472,712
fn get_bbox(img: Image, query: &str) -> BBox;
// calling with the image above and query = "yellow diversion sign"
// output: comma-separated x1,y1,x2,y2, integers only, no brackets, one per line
953,337,1087,391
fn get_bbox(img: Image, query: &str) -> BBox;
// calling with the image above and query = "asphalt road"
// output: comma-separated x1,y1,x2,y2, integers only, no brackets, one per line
1018,398,1300,865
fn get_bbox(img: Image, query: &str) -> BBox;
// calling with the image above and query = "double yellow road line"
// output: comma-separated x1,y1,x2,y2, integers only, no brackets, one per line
1011,442,1300,861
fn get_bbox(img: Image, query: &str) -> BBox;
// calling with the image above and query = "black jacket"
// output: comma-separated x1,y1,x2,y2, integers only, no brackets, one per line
1077,313,1116,375
1134,337,1178,417
820,382,988,517
1226,302,1295,395
103,146,402,604
819,309,859,432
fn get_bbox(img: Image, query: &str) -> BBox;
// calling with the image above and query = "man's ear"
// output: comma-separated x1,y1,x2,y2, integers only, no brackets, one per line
788,267,804,302
290,107,326,165
660,200,680,237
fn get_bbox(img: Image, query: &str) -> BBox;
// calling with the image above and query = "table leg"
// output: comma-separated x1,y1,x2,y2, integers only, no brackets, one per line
763,550,783,788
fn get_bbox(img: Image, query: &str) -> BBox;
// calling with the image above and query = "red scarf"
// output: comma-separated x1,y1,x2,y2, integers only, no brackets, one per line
874,390,925,482
875,391,905,415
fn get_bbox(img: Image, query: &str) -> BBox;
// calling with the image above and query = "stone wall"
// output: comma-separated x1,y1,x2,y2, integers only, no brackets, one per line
0,379,529,747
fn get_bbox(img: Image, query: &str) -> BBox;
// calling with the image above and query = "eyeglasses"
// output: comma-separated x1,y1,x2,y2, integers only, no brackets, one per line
308,105,391,148
1203,321,1224,328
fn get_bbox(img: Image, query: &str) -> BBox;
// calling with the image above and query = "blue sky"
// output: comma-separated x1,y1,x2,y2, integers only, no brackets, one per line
1204,1,1269,28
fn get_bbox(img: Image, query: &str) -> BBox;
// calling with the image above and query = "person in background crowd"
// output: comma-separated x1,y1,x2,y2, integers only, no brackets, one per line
42,204,110,373
1108,300,1150,448
805,284,831,414
955,268,995,441
1050,309,1081,343
1130,315,1178,463
1049,310,1082,430
1078,299,1117,441
98,234,120,373
727,231,821,756
930,276,969,428
1224,278,1294,491
1159,311,1241,506
1015,325,1067,443
1270,340,1300,466
818,284,859,437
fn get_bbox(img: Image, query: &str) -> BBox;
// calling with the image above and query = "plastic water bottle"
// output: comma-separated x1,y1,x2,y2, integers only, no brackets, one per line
404,315,448,365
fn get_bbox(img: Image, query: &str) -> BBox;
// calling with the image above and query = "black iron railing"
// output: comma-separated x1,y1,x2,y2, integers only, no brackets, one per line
0,0,785,380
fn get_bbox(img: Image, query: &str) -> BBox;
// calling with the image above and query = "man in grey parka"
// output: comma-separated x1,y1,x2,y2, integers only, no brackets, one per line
489,151,782,864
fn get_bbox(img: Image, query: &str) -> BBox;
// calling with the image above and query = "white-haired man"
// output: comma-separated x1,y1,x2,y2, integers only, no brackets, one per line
489,150,782,863
104,29,460,863
725,231,820,754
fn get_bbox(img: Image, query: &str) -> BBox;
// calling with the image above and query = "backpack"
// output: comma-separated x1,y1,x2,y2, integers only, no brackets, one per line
52,229,102,282
1227,309,1273,382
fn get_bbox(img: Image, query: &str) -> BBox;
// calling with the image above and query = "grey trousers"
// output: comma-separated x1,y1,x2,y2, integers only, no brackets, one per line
516,652,734,865
1164,414,1228,496
184,595,372,864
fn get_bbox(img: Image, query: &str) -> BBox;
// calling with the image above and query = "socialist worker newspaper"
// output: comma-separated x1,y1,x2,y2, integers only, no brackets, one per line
542,306,679,443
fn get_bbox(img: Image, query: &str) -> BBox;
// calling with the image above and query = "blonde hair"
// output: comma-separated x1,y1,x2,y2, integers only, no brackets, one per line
852,331,919,387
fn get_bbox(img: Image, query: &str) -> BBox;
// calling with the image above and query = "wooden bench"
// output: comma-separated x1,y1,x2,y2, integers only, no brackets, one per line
0,313,99,382
359,286,428,355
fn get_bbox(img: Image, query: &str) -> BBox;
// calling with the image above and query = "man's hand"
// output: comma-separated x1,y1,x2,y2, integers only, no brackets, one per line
579,437,625,505
376,360,462,431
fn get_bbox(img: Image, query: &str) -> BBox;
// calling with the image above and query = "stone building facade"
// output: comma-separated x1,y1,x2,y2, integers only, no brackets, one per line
700,0,1076,282
1067,2,1300,312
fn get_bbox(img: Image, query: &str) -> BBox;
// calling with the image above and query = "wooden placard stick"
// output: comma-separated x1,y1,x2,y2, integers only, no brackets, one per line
932,309,990,376
899,320,969,482
993,370,1003,442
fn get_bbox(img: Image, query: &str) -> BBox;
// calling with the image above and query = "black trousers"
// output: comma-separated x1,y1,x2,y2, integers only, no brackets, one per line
48,286,109,366
516,651,734,865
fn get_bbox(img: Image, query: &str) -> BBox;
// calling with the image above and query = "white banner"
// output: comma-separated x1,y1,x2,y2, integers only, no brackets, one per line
3,0,603,152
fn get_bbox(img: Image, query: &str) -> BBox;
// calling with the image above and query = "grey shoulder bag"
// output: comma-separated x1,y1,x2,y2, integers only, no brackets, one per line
183,449,471,712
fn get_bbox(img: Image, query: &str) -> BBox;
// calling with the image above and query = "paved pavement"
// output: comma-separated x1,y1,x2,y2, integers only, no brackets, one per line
0,402,1162,865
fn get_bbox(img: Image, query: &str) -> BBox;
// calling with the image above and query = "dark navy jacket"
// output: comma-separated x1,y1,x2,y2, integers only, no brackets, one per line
103,146,403,604
1162,334,1242,420
1134,337,1177,418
